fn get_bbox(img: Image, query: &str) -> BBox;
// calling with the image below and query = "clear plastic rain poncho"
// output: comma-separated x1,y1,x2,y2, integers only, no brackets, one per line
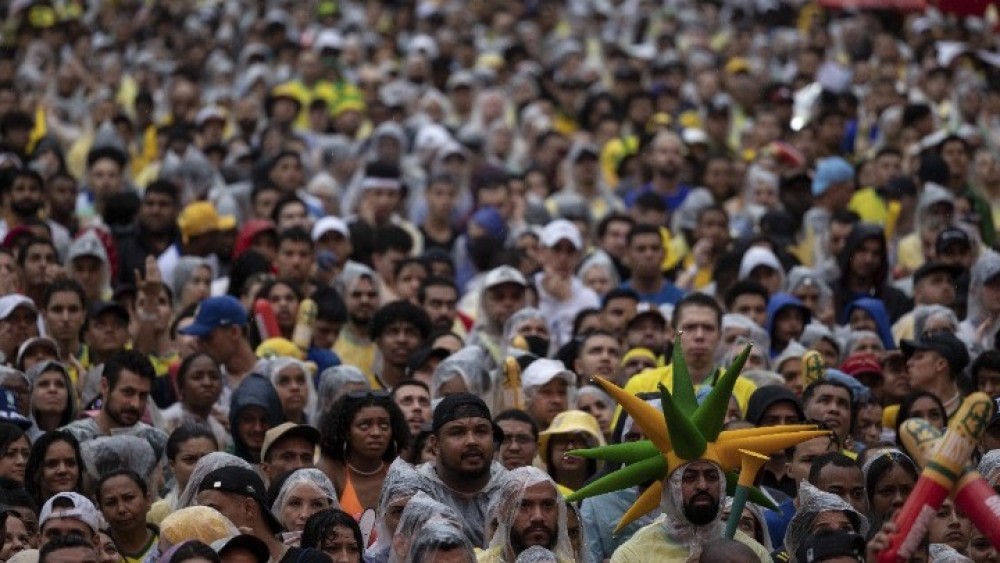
261,357,319,424
844,330,885,356
390,492,464,563
270,468,340,529
159,506,239,550
962,249,1000,353
514,546,558,563
367,458,432,562
500,308,551,360
718,314,770,365
980,450,1000,485
913,305,960,340
81,435,157,482
659,461,728,562
929,543,974,563
800,324,842,364
785,267,834,314
483,467,573,562
430,346,495,411
402,518,477,563
317,365,369,416
576,252,619,296
723,496,773,552
783,482,870,562
171,256,212,302
416,455,509,549
176,452,252,509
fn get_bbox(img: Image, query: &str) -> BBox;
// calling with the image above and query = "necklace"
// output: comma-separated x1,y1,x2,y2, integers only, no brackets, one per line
347,460,385,476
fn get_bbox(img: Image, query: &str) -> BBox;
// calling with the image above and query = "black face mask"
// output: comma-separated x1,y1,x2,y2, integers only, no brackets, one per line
523,335,550,358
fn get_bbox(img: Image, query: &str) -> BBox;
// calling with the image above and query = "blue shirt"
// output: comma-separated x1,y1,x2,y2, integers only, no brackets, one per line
621,280,685,306
624,183,691,212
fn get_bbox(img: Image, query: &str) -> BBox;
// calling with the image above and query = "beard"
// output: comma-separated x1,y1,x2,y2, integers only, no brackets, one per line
510,523,556,555
11,199,42,218
349,312,371,328
683,492,720,526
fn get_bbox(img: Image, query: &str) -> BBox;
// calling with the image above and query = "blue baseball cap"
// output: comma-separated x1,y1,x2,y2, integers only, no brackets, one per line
812,157,855,197
180,296,248,337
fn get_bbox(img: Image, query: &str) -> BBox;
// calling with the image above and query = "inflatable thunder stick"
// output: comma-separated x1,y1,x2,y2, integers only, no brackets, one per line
801,350,825,388
877,393,994,562
292,298,317,351
898,417,1000,551
254,298,281,341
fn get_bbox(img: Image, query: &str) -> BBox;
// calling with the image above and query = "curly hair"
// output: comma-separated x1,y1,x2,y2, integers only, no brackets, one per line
318,392,410,461
26,430,84,507
301,508,363,562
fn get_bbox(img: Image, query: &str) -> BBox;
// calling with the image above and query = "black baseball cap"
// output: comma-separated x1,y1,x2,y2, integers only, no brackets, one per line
912,262,963,285
87,301,130,324
936,227,972,255
406,347,452,377
211,535,270,563
795,529,865,562
900,332,970,375
199,466,284,534
432,393,503,443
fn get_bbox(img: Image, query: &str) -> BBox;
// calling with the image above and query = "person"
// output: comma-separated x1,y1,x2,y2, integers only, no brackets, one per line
1,503,35,562
195,466,287,561
0,423,30,484
808,452,868,515
535,219,600,348
863,449,918,527
430,347,493,408
900,332,970,418
537,410,603,495
95,469,156,563
802,380,854,449
38,535,98,563
572,331,622,385
391,380,432,439
260,423,321,487
478,467,574,562
317,390,408,520
161,541,222,563
834,223,910,324
25,431,84,508
779,482,869,563
369,301,432,390
39,492,101,546
317,366,370,418
417,393,509,548
575,385,615,441
333,265,382,383
179,296,259,400
149,425,218,524
697,539,759,563
228,373,284,466
467,266,528,368
521,359,576,429
160,352,229,450
493,410,539,472
301,508,364,563
25,361,76,441
40,280,88,383
212,535,271,563
269,468,339,533
0,295,40,367
621,224,684,306
500,308,552,360
363,458,431,563
765,293,810,357
262,358,318,425
403,518,477,563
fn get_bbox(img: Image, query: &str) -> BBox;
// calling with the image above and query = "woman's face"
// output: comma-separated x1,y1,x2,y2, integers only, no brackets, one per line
275,365,309,417
871,465,915,522
135,287,173,331
0,515,31,560
394,264,427,303
182,266,213,307
349,406,391,460
582,266,614,297
792,284,821,315
549,433,588,476
922,314,957,336
321,524,362,563
0,436,30,484
32,370,68,418
576,394,613,437
98,475,150,534
279,482,331,532
181,355,223,410
40,440,78,496
852,335,884,357
96,530,122,563
268,284,301,330
909,396,946,430
811,340,840,368
169,437,217,493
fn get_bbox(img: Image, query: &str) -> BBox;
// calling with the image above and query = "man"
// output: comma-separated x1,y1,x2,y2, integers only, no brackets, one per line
392,379,433,437
370,301,432,390
334,264,381,382
311,287,346,351
802,380,853,447
746,386,805,498
624,131,690,212
67,231,111,304
418,393,509,548
419,276,460,332
196,466,287,561
39,535,98,563
536,219,600,348
834,223,911,323
938,134,996,247
724,280,769,328
467,266,527,367
601,288,639,340
902,332,969,418
0,169,71,259
17,238,60,307
41,280,87,381
312,216,354,278
181,296,258,401
596,214,635,281
815,209,860,284
61,350,167,457
39,492,100,546
0,295,39,366
79,147,128,224
622,224,684,306
229,373,283,465
803,157,855,257
892,262,962,341
574,331,623,385
807,452,867,515
159,201,234,287
79,301,129,372
766,293,810,357
522,359,576,429
371,226,414,301
114,180,181,287
478,467,574,562
624,304,669,359
494,409,539,471
275,227,315,296
936,226,975,319
623,293,757,418
259,422,320,485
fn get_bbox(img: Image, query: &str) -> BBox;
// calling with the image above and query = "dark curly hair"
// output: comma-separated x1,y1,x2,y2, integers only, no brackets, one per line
169,541,221,563
301,508,363,562
26,430,84,507
319,392,410,461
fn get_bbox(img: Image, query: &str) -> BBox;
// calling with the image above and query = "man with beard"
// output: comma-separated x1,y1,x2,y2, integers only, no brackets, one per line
419,276,461,334
611,460,770,561
114,180,181,287
478,467,574,562
333,264,381,382
0,168,71,259
624,131,690,213
370,301,431,390
59,350,167,464
418,393,509,548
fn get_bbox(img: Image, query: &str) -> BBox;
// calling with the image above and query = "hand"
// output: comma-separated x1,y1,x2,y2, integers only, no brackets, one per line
44,263,66,283
866,521,897,563
691,238,713,269
542,272,572,301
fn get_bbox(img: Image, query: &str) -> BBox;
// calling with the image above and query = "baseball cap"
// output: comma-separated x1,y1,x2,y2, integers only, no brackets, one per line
311,217,349,242
211,535,270,563
431,393,503,443
0,295,36,321
87,301,129,324
0,389,29,429
724,57,751,75
260,422,320,462
795,529,865,563
406,347,452,377
195,106,226,127
67,230,108,262
180,296,248,337
483,266,527,290
627,303,667,330
522,358,576,390
199,466,283,533
15,336,59,368
178,201,237,243
39,492,101,534
912,262,962,285
900,332,970,375
840,353,883,381
936,227,972,254
540,219,583,250
812,157,855,197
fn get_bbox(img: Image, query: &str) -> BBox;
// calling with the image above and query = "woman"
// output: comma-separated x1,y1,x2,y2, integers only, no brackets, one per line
430,347,492,407
0,423,30,484
96,529,123,563
0,503,34,560
25,429,83,507
575,386,615,442
863,449,918,527
392,259,428,305
164,541,222,563
318,391,409,520
577,253,619,299
843,330,885,358
149,425,219,524
960,248,1000,355
913,305,960,340
160,354,229,450
270,469,340,533
302,508,364,563
894,391,948,447
264,358,318,425
258,278,303,341
25,361,76,441
316,366,369,419
272,195,312,232
176,452,252,509
172,257,213,312
786,267,834,327
97,469,157,563
782,482,869,560
537,410,604,495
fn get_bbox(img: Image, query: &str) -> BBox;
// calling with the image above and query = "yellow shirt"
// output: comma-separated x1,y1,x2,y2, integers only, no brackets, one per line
619,364,757,424
896,232,924,273
611,519,770,562
849,187,888,225
333,328,378,388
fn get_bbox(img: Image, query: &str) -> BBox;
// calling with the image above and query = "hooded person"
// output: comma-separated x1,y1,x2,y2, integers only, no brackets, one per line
841,297,896,351
722,496,774,553
799,324,842,367
738,246,786,296
316,365,369,418
389,491,464,563
834,223,911,324
403,517,477,563
765,293,811,358
269,468,340,532
333,263,382,382
25,360,77,441
500,308,552,360
260,357,319,425
959,249,1000,355
773,342,809,396
430,346,496,412
366,458,433,563
896,182,955,274
228,373,285,465
479,466,575,563
785,267,834,326
780,482,870,563
465,266,528,369
66,230,112,303
80,435,158,488
176,451,253,509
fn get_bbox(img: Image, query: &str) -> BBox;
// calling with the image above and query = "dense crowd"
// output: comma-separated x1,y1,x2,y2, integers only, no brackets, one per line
0,0,998,562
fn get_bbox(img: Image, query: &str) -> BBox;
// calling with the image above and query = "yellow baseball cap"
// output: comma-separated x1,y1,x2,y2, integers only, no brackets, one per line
177,201,237,243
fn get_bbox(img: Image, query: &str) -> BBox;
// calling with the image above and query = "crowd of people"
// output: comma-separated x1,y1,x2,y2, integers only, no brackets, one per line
0,0,997,561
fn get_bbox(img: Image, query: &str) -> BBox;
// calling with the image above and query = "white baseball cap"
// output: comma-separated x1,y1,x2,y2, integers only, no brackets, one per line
540,219,583,250
483,266,527,290
0,295,36,322
522,358,576,389
40,492,102,534
311,217,349,242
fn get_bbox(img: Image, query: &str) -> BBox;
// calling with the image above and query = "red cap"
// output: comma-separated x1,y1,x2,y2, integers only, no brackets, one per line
840,353,883,379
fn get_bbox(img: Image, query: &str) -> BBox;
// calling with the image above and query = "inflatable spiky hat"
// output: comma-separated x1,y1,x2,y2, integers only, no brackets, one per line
565,336,830,532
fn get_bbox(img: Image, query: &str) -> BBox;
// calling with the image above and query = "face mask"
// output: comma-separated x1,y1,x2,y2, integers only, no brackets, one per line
523,335,550,358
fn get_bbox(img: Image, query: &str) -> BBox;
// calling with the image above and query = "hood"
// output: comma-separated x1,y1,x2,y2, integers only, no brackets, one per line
232,220,277,260
744,386,804,426
841,297,895,349
784,482,869,559
765,293,811,354
968,249,1000,325
774,341,808,371
430,346,493,403
836,224,888,291
739,246,785,285
228,374,285,462
661,461,727,560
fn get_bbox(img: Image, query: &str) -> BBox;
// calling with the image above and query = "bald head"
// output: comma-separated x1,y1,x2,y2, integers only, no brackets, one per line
698,539,758,563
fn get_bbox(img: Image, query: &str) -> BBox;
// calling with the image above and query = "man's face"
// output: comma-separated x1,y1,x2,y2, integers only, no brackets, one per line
650,135,684,177
602,299,638,343
346,277,379,327
627,233,665,278
774,308,806,345
906,350,947,389
827,222,853,257
574,334,621,380
676,306,720,369
600,221,632,258
510,481,559,554
0,306,38,357
196,490,250,530
528,378,569,428
851,238,884,280
758,402,802,426
377,320,422,368
626,317,666,353
804,384,852,441
787,436,837,482
262,436,316,482
497,419,537,470
276,240,313,283
8,175,43,218
432,417,495,480
914,272,955,306
72,256,104,296
236,406,270,458
22,243,55,286
814,464,868,514
40,518,94,547
87,159,123,200
372,249,406,284
85,313,128,354
365,188,401,224
679,461,723,526
139,192,178,234
729,294,767,327
394,383,432,437
541,240,581,279
421,285,458,331
483,284,526,327
941,141,969,179
102,369,151,428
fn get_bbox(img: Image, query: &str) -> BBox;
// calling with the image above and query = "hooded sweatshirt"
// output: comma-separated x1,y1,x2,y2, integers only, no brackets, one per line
842,297,896,350
228,373,285,463
766,293,811,357
834,224,911,323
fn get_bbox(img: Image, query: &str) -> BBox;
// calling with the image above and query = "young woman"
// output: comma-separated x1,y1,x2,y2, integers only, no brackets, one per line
97,469,156,563
864,449,918,527
172,257,213,312
149,425,219,524
257,279,303,341
269,468,339,533
536,410,604,494
895,391,948,446
265,358,318,425
0,423,30,484
25,430,83,507
302,508,364,563
318,392,409,520
25,361,76,441
392,259,428,305
160,353,229,450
